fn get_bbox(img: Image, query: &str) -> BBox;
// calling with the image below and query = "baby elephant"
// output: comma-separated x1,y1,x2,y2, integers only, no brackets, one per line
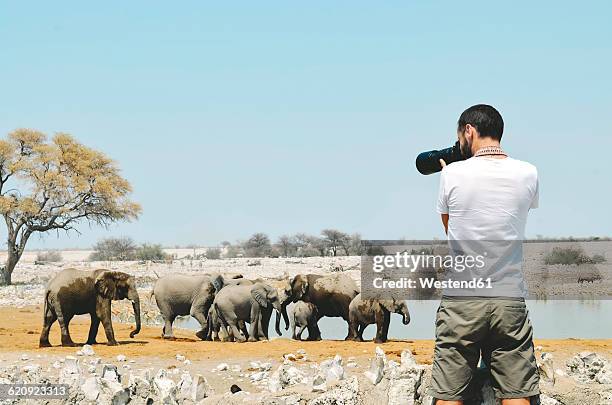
40,268,141,347
292,301,320,341
348,293,410,343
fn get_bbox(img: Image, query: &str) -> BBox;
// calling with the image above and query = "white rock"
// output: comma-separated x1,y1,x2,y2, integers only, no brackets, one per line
184,359,192,365
176,354,186,362
539,352,555,386
364,348,385,385
81,345,95,356
401,349,417,368
81,376,101,401
284,353,297,362
22,364,41,374
216,363,229,371
319,355,345,384
231,364,242,372
190,374,213,401
128,374,151,399
297,349,306,355
88,365,96,374
178,372,193,400
310,376,359,405
250,371,268,382
59,357,82,386
102,364,120,383
312,373,327,392
52,361,62,369
20,354,29,361
116,354,127,362
540,394,560,405
153,369,178,403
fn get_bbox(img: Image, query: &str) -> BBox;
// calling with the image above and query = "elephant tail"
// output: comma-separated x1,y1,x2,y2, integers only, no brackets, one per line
42,290,51,318
214,303,228,331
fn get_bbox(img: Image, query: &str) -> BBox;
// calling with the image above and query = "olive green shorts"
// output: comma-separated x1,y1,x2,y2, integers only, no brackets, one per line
429,296,540,401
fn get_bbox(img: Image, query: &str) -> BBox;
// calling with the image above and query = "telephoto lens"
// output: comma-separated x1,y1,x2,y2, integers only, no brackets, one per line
415,141,464,175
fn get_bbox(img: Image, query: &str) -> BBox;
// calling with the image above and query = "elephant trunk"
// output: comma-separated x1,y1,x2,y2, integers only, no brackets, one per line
130,297,141,338
402,308,411,325
275,301,289,336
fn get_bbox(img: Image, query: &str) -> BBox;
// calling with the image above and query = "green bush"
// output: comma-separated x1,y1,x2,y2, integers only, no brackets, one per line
206,248,221,260
136,244,168,261
543,246,603,265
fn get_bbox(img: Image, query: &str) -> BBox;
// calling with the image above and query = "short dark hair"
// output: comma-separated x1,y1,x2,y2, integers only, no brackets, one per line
457,104,504,141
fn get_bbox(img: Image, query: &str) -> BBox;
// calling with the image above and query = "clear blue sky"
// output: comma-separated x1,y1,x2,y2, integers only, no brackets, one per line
1,2,610,249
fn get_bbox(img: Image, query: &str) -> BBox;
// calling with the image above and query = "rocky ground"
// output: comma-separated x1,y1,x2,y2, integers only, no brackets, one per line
0,256,610,404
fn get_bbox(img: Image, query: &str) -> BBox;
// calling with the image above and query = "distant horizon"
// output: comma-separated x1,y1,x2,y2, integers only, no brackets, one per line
14,234,612,252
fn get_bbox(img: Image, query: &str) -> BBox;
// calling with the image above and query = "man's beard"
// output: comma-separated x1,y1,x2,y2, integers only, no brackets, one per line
460,139,473,158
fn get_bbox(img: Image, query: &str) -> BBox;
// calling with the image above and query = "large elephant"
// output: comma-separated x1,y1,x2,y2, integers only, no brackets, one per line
214,282,283,342
279,273,360,340
151,273,246,340
39,269,141,347
348,293,410,343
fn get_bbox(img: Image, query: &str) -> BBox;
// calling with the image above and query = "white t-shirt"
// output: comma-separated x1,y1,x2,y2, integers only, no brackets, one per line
436,157,539,297
437,157,539,241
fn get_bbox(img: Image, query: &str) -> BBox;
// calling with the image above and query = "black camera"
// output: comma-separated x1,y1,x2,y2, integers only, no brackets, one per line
415,141,465,175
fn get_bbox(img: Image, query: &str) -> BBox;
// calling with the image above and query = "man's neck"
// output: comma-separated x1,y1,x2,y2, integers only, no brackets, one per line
471,138,506,158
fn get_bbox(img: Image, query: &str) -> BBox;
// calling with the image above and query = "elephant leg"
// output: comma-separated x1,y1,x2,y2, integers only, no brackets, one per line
261,309,272,340
96,300,118,346
307,318,322,341
374,310,386,344
344,315,356,340
296,325,307,341
53,301,76,347
191,309,209,341
239,320,249,340
162,314,176,339
356,323,365,342
382,311,391,341
39,301,57,348
86,314,101,345
348,318,359,341
291,321,298,340
223,311,245,342
248,306,260,342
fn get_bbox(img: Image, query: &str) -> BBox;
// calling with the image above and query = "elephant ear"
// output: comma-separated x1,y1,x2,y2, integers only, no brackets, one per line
292,275,308,299
211,275,225,292
251,284,270,308
380,299,396,313
95,271,129,299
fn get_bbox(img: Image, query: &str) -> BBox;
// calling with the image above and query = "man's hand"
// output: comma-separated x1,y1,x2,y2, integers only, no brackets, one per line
439,159,447,169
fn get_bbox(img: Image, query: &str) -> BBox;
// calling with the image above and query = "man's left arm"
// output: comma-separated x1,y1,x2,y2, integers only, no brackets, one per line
437,166,449,235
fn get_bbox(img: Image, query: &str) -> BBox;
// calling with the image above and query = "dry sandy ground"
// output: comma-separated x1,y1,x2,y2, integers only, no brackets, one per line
2,305,610,365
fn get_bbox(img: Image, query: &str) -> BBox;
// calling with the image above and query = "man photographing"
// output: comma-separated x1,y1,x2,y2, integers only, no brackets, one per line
429,105,540,404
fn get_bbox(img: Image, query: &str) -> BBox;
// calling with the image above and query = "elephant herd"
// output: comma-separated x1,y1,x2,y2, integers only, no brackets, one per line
39,268,411,347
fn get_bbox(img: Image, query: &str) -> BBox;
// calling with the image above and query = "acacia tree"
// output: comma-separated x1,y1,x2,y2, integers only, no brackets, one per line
0,129,141,285
321,229,350,256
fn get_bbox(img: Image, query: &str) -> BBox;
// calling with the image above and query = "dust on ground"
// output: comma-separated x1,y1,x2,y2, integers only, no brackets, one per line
1,306,610,364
